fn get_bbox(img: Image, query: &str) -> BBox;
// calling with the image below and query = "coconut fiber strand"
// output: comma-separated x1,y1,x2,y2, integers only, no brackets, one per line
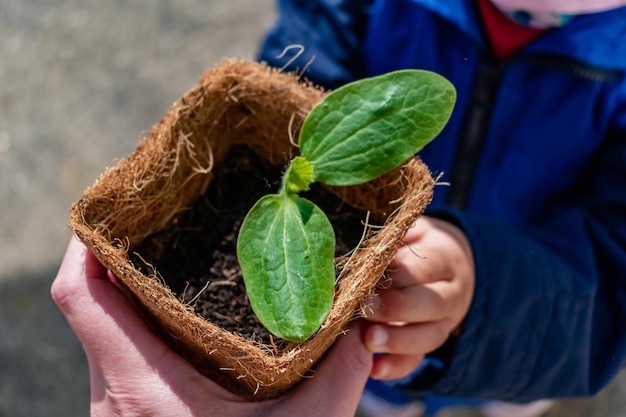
69,58,435,400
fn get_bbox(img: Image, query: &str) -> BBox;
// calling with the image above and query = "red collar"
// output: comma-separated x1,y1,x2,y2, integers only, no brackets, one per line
477,0,547,60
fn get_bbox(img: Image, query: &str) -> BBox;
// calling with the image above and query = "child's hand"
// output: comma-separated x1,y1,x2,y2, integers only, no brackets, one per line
363,216,475,380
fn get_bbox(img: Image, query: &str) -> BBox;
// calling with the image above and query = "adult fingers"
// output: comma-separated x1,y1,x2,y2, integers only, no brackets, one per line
51,236,109,335
52,236,108,290
52,238,149,358
287,322,373,416
51,237,178,382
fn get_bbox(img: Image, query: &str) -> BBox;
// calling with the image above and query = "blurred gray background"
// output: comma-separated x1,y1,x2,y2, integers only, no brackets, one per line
0,1,624,416
0,1,275,415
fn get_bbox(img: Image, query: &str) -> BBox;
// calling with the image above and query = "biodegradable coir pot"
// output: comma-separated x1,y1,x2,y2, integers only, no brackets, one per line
69,59,435,400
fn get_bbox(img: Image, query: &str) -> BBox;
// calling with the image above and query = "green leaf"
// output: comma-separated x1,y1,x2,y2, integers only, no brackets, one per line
282,156,314,195
235,69,456,344
236,193,336,343
299,69,456,186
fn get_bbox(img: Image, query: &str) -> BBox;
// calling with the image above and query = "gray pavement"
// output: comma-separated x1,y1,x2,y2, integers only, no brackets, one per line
0,1,625,416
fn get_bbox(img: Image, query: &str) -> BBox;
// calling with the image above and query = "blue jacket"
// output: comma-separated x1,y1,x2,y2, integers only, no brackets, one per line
258,0,626,402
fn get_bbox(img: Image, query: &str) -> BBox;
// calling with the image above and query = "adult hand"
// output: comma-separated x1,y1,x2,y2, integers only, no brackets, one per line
52,236,373,417
363,216,475,380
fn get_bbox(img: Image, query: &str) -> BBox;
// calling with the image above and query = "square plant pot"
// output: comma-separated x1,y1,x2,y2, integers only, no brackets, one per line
69,58,435,400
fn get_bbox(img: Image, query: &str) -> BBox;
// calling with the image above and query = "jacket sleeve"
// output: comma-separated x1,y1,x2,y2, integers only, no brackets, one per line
403,123,626,401
256,0,373,89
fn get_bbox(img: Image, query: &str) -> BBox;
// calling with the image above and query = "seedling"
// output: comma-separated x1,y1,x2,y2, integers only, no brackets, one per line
236,70,456,343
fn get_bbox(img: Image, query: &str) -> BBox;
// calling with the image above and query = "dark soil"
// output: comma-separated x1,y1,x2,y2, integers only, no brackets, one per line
130,146,367,345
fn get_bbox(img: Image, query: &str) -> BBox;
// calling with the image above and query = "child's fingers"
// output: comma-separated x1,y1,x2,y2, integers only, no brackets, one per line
400,218,429,243
370,353,424,381
387,243,454,288
366,280,459,324
363,321,450,356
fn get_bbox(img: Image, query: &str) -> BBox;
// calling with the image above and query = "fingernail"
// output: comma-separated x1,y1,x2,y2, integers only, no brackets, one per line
371,326,388,349
107,270,122,289
364,295,381,316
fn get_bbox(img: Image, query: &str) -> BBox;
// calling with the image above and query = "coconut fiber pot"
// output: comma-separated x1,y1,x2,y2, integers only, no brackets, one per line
69,58,435,400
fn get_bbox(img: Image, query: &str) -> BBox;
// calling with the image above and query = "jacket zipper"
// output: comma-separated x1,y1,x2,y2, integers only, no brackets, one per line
446,58,504,209
444,55,621,209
